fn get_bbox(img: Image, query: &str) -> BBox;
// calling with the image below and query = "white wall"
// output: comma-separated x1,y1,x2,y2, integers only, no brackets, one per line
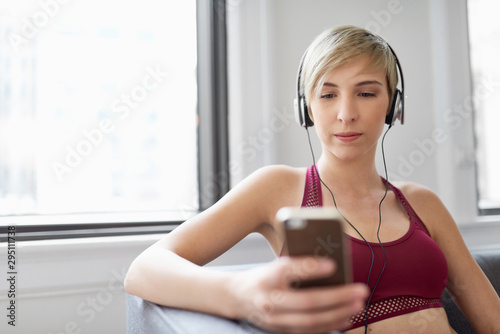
2,1,500,334
228,0,492,227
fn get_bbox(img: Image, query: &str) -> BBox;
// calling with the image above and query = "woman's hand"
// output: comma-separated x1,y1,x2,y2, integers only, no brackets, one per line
229,257,369,334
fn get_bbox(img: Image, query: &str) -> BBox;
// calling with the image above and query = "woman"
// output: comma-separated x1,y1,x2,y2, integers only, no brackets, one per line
125,26,500,333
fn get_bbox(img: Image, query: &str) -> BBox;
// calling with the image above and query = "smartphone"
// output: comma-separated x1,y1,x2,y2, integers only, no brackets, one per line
277,207,352,288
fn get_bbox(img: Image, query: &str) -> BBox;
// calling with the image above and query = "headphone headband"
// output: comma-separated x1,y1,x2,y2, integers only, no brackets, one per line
294,49,314,127
294,31,405,128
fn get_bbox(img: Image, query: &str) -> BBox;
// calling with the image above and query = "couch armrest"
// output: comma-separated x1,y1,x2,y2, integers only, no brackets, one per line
126,293,267,334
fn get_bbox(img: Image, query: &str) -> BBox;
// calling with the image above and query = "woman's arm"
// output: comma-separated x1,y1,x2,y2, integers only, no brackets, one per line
126,247,368,332
125,245,239,317
125,165,369,333
402,183,500,333
125,166,290,310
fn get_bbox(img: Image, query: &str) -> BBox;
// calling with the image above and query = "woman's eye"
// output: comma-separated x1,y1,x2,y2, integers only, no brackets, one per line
360,92,376,98
320,94,335,99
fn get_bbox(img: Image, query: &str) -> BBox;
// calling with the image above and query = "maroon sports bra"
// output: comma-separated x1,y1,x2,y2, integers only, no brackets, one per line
301,165,449,329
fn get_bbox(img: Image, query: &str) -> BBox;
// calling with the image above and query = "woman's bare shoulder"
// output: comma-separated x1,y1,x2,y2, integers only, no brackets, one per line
391,180,436,200
249,164,307,184
391,180,452,237
391,180,446,214
222,164,308,216
230,165,307,197
240,165,308,215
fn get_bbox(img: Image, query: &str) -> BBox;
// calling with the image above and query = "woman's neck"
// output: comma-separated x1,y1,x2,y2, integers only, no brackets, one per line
316,153,384,196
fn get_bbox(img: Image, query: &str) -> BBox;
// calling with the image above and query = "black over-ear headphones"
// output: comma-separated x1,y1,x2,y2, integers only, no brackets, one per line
293,33,405,128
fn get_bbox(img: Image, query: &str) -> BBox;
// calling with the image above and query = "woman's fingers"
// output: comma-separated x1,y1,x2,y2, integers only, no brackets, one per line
237,257,369,333
274,256,337,287
268,283,369,313
250,287,365,333
257,299,362,333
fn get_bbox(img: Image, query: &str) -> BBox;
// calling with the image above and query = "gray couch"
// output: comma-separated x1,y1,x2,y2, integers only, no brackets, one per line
127,245,500,334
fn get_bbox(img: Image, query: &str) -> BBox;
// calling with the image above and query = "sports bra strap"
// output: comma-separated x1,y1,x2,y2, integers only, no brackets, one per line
301,165,431,237
301,165,321,207
382,179,431,236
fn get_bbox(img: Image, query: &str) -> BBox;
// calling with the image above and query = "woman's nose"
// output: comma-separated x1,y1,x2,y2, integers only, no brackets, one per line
337,96,358,123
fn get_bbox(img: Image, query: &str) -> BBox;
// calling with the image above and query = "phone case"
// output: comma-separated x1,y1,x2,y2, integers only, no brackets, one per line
277,207,352,288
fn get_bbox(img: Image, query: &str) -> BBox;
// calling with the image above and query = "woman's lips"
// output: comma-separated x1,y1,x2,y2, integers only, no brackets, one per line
334,132,362,142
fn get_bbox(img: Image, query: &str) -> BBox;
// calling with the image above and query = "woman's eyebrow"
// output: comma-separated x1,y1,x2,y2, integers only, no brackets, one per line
322,80,383,88
322,82,338,88
355,80,383,87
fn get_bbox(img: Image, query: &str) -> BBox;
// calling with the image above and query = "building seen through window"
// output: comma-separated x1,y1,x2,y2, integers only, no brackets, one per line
468,0,500,213
0,1,198,218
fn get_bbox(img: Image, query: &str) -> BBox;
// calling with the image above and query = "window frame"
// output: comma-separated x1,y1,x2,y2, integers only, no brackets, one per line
466,0,500,217
0,0,229,242
478,206,500,217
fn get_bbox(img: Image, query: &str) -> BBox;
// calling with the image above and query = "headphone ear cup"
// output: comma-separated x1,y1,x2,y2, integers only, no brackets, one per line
294,97,301,125
294,96,314,127
395,89,404,125
385,89,403,125
302,98,314,127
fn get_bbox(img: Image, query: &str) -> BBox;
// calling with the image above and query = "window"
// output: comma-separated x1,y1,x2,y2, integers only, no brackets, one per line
467,0,500,214
0,0,229,239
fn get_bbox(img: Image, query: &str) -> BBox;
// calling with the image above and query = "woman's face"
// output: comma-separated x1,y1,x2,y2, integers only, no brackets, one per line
309,56,390,163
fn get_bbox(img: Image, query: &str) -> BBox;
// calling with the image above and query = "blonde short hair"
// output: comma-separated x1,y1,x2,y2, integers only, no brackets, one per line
300,25,399,112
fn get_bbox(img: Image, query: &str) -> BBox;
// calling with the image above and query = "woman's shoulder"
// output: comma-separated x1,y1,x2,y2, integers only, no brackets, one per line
391,180,437,200
230,165,308,206
232,165,309,238
390,180,445,212
245,165,308,205
251,164,307,181
391,180,452,237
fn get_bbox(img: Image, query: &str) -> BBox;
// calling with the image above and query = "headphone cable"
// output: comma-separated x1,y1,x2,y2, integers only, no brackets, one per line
363,126,391,332
305,126,391,334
